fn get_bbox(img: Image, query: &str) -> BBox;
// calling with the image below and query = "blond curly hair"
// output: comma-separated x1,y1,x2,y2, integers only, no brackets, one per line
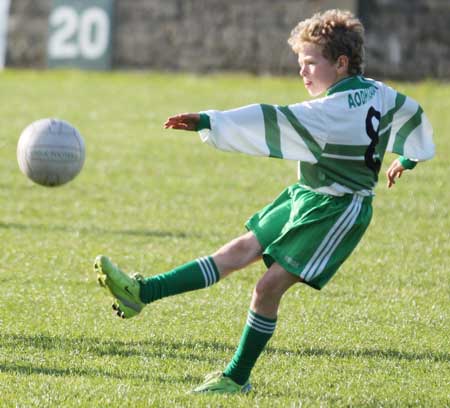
288,9,365,75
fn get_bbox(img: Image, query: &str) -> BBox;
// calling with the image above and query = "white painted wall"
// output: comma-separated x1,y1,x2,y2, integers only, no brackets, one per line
0,0,10,69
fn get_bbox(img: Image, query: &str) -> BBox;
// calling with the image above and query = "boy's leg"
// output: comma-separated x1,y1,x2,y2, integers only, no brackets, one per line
193,263,301,393
212,231,263,278
95,231,262,318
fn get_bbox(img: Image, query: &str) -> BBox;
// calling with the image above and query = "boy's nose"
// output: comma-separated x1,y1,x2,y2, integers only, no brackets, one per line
299,64,308,77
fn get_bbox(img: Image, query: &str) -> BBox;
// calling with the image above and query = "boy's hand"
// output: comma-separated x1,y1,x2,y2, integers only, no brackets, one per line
386,159,405,188
164,113,200,131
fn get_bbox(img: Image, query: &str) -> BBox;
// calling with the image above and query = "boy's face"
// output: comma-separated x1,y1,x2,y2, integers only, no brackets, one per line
297,42,347,96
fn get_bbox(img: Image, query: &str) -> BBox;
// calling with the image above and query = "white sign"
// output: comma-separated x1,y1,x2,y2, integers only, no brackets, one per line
0,0,10,69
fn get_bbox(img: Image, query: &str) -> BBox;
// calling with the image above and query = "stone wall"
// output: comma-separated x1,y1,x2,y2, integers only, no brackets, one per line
360,0,450,80
4,0,450,79
112,0,356,74
6,0,51,67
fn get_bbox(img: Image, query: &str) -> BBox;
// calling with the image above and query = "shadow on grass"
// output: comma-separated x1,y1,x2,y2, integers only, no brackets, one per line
0,221,192,239
265,346,450,363
0,361,202,386
1,332,448,366
0,333,207,382
1,332,448,386
0,362,145,380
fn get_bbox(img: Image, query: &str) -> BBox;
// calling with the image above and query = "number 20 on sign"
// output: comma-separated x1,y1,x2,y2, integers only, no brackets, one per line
47,0,115,70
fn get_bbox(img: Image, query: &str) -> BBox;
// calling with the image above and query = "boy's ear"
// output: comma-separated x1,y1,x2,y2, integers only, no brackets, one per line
336,55,349,74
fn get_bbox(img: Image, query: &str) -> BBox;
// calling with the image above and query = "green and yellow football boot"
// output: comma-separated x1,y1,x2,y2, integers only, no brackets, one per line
94,255,145,319
191,372,251,394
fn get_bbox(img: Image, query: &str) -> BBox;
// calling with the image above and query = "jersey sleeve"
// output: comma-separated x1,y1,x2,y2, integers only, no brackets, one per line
198,102,327,164
384,89,435,162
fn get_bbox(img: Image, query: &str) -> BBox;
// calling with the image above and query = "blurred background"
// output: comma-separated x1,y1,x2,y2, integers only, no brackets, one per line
1,0,449,79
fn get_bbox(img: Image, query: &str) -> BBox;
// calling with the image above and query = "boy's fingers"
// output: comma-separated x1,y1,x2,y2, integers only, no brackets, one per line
165,116,185,124
164,113,199,128
164,116,189,127
164,113,199,131
387,176,394,188
165,122,188,129
386,166,404,188
386,168,395,188
165,114,189,124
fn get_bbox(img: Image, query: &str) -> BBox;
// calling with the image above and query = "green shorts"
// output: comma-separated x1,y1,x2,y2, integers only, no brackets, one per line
246,184,372,290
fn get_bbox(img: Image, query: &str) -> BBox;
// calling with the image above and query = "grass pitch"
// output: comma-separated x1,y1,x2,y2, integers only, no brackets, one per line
0,70,449,407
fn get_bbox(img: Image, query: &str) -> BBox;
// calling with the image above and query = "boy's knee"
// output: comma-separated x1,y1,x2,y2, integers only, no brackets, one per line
253,264,301,302
233,233,261,257
253,275,278,302
212,232,262,277
251,276,284,316
217,233,262,264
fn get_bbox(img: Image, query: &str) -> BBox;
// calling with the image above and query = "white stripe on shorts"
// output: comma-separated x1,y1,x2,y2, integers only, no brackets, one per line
301,195,363,282
197,257,218,287
246,312,276,334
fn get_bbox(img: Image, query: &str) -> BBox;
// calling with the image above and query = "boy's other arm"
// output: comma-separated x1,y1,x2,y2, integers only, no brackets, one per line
386,159,404,188
385,156,417,188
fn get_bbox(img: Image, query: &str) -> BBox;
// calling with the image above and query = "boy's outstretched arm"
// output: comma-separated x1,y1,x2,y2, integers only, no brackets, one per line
385,158,405,188
164,113,200,131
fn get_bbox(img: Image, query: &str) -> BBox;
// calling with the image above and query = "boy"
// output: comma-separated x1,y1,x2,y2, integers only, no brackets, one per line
94,9,434,393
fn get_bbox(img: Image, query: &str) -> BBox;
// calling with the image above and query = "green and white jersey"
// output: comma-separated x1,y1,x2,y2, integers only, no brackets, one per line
199,76,434,196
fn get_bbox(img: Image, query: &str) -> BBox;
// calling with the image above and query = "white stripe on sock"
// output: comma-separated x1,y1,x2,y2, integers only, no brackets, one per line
197,257,217,287
197,257,210,287
247,313,276,334
204,257,218,285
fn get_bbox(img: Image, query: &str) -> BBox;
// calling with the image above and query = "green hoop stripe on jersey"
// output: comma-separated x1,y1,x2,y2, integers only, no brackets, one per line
261,104,282,159
300,157,375,191
301,195,363,282
197,257,219,287
321,156,379,182
393,105,424,154
278,105,322,161
323,144,368,157
246,310,277,334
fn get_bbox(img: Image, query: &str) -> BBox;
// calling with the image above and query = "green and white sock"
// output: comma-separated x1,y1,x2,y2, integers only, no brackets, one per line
139,256,219,303
223,309,277,385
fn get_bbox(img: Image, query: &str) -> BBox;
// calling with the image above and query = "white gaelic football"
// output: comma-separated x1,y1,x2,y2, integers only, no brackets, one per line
17,118,85,187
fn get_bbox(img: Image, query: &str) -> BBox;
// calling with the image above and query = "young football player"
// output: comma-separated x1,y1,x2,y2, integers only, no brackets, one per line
94,9,434,393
